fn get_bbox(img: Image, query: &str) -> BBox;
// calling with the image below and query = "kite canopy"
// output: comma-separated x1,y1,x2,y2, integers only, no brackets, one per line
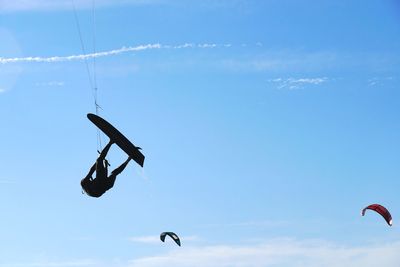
160,232,181,246
361,204,393,226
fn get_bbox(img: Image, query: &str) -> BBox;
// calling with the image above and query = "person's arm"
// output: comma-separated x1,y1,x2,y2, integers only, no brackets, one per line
98,140,113,161
84,162,96,180
81,162,96,194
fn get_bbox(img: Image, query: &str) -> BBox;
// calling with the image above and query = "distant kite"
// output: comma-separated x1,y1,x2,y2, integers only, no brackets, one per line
361,204,393,226
160,232,181,246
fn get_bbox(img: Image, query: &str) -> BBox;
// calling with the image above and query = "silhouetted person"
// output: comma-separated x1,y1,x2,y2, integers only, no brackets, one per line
81,140,131,198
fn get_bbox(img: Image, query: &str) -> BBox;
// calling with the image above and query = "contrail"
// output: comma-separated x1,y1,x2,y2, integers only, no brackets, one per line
0,43,232,64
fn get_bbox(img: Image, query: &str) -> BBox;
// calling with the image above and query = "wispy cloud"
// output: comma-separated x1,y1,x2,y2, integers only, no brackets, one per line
221,58,289,72
0,43,232,64
128,238,400,267
0,0,164,12
367,76,395,87
200,219,291,229
268,77,329,90
129,235,199,244
35,81,65,87
4,238,399,267
0,259,98,267
129,235,160,244
219,50,338,73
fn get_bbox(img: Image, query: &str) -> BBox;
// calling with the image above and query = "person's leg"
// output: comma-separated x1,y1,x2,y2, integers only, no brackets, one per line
111,157,131,176
104,174,117,191
103,157,130,191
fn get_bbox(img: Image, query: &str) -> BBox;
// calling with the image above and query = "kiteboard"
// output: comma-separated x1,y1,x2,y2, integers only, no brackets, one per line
87,113,145,167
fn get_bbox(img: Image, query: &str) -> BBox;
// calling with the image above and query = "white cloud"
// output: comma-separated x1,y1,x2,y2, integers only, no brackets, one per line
129,235,160,244
35,81,65,87
0,0,164,12
0,44,160,64
0,43,231,64
128,239,400,267
0,259,98,267
268,77,329,90
200,220,291,229
129,235,199,244
367,76,395,87
198,44,217,48
219,51,338,73
221,58,287,72
2,238,399,267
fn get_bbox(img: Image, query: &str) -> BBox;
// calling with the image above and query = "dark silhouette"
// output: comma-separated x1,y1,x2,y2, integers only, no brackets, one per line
81,141,131,198
87,113,145,167
160,232,181,246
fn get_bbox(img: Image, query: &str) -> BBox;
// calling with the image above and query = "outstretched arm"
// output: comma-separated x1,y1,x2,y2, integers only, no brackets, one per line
87,162,96,177
98,140,113,161
111,157,131,176
82,162,96,183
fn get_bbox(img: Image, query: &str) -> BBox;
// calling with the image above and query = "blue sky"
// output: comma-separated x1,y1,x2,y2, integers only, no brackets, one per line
0,0,400,266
